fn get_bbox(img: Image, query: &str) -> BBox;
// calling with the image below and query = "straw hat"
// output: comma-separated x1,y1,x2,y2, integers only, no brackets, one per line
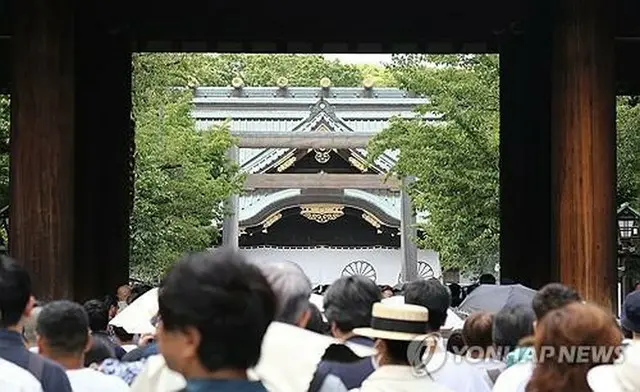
587,342,640,392
353,302,429,341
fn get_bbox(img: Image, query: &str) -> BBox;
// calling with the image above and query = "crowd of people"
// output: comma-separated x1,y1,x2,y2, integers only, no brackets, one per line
0,249,639,392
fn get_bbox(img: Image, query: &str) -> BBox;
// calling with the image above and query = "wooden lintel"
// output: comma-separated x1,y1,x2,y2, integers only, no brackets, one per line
233,132,374,148
243,173,400,189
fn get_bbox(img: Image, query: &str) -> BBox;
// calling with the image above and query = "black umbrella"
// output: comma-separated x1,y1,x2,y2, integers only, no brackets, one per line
457,284,537,315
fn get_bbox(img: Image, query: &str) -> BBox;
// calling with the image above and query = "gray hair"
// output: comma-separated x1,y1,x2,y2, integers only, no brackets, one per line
258,261,312,325
23,306,42,347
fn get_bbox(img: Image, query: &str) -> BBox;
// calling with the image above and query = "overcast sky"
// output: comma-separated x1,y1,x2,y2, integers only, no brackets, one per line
323,54,392,65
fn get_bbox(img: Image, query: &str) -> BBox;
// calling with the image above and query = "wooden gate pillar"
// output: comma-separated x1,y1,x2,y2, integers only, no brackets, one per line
10,0,75,299
74,27,133,301
499,29,553,288
551,0,617,308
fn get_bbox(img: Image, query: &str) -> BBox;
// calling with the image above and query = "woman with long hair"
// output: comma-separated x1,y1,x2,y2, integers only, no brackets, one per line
526,302,623,392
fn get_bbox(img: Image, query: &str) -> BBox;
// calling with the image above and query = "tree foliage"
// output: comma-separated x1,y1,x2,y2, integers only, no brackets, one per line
130,53,393,281
369,54,500,274
0,95,9,208
371,54,640,275
131,54,244,281
617,97,640,208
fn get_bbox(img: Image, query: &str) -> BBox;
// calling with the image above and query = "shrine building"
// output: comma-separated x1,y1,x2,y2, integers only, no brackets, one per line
3,0,638,308
192,85,440,285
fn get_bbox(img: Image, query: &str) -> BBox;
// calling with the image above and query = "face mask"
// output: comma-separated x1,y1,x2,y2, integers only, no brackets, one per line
117,301,128,310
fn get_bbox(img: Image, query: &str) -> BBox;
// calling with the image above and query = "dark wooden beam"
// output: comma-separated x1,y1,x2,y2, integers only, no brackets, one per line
499,24,553,289
10,0,75,299
235,132,374,149
73,24,133,301
243,174,400,190
551,0,616,309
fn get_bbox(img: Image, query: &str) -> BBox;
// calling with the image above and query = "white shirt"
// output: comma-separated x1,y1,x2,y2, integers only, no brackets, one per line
466,357,506,387
66,368,129,392
491,362,533,392
423,340,492,392
120,344,137,353
360,365,453,392
0,357,43,392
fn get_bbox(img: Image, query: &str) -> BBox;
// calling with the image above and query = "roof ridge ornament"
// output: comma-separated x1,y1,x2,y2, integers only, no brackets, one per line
309,98,336,116
277,77,289,89
320,77,332,89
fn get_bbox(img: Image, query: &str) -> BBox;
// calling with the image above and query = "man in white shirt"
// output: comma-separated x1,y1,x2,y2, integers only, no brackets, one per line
0,357,43,392
404,279,491,392
492,283,582,392
36,300,129,392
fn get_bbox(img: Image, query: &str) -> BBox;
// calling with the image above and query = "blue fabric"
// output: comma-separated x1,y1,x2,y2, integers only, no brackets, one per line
316,357,375,390
505,346,534,368
143,342,158,356
121,342,157,362
99,358,148,385
185,379,268,392
0,329,73,392
92,331,127,359
310,337,376,392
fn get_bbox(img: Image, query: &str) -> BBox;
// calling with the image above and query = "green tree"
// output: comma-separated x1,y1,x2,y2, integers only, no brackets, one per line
131,53,386,280
370,54,640,275
131,54,243,281
0,95,9,208
170,54,368,87
356,64,398,87
368,54,501,274
617,96,640,208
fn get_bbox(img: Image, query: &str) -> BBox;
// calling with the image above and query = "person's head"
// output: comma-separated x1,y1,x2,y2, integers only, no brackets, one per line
117,285,132,302
83,299,109,332
84,335,115,367
103,295,118,320
380,285,394,299
323,275,382,339
0,256,35,330
448,283,463,307
22,306,42,347
462,311,494,358
621,290,640,337
532,283,582,322
446,329,466,356
353,303,430,367
526,302,622,392
36,300,90,369
157,249,276,378
258,261,312,327
404,278,451,333
479,274,496,285
112,326,134,344
492,304,535,358
305,303,330,335
128,284,152,305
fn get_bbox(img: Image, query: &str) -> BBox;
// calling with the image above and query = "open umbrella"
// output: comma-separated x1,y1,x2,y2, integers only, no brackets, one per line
109,288,158,334
457,284,536,315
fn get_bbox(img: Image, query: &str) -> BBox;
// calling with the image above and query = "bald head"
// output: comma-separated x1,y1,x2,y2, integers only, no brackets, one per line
116,285,131,302
258,261,312,326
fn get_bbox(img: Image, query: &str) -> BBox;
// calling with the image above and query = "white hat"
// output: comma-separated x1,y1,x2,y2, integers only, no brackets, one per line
587,342,640,392
353,302,429,341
